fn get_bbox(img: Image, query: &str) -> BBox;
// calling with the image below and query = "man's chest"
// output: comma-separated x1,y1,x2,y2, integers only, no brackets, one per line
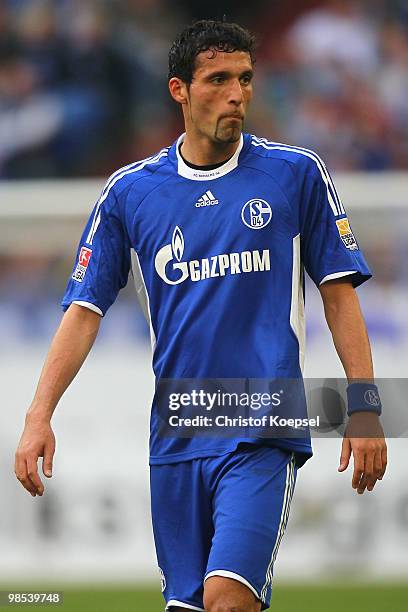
131,170,297,266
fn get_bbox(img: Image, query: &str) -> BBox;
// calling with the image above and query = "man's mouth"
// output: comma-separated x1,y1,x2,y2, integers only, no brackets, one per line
223,114,243,121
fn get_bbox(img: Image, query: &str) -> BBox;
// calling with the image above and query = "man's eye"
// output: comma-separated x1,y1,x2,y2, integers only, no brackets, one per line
212,77,224,84
241,75,252,85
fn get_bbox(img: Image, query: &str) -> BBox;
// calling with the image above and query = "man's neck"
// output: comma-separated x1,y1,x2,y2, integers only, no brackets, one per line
180,132,241,166
178,145,232,170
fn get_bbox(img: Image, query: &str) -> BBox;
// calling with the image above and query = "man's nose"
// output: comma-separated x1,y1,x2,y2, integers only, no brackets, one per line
227,79,244,104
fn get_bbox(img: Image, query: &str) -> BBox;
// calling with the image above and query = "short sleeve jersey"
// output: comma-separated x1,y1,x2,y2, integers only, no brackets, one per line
62,133,372,466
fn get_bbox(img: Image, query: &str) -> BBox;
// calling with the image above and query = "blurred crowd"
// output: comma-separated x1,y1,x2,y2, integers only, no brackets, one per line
0,0,408,178
257,0,408,170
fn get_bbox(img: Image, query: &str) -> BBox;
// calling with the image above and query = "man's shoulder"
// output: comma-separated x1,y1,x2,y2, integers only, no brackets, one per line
247,134,327,177
102,146,172,203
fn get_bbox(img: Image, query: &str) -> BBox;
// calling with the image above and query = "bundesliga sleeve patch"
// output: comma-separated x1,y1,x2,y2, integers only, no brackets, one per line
336,218,358,250
72,246,92,282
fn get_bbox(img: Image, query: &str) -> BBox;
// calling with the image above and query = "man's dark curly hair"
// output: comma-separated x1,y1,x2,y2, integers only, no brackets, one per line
168,19,256,83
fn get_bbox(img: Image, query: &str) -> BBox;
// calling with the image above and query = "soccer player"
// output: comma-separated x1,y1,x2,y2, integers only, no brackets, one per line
15,20,387,612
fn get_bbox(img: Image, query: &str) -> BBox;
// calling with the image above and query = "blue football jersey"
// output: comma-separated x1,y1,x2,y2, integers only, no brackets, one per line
62,133,372,466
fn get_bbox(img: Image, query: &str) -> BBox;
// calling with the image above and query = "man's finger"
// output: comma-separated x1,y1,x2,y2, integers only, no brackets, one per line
338,437,351,472
373,450,383,479
19,478,38,496
26,456,44,495
379,446,388,479
14,451,26,484
357,473,369,494
367,449,383,492
15,453,36,495
42,442,55,478
362,453,375,493
352,450,364,489
15,459,38,497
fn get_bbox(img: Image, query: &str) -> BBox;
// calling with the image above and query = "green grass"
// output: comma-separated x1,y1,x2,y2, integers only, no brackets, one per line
1,584,407,611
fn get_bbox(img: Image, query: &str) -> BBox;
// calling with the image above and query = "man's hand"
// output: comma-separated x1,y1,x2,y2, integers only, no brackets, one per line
338,413,387,494
15,415,56,497
13,304,100,498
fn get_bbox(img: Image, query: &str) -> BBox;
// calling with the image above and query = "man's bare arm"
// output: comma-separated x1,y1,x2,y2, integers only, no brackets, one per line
319,278,387,494
15,304,101,497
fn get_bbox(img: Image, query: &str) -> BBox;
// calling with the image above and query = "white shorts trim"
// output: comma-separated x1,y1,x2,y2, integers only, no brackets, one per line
165,600,204,611
204,570,261,601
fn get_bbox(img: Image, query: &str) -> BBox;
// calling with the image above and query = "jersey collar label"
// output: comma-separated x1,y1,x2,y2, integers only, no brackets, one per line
176,133,243,181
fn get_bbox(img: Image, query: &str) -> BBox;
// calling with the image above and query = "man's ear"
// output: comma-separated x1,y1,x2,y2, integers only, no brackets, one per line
169,77,189,104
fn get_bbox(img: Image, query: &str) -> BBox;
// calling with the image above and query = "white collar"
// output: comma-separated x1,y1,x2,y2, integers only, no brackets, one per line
176,133,244,181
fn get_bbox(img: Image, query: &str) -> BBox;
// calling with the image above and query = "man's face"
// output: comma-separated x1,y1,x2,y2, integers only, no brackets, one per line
185,49,253,144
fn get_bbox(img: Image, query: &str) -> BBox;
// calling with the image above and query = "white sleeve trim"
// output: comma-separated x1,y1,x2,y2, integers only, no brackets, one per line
319,270,357,285
72,301,103,316
204,570,261,601
165,601,204,611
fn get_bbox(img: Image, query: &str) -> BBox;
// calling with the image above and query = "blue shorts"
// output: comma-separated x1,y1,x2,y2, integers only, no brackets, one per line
150,444,297,611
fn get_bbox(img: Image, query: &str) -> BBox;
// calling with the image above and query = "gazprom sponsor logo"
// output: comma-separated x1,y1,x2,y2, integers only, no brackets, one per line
155,226,270,285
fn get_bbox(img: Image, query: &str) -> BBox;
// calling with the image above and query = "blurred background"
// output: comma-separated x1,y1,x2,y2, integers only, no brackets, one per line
0,0,407,610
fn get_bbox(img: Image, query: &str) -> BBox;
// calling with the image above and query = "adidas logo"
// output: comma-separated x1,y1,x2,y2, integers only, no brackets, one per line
195,190,219,208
